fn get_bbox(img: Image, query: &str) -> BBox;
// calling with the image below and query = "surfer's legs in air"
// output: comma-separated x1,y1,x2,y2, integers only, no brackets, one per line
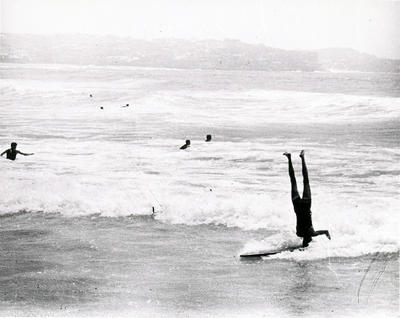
300,150,311,200
283,152,300,201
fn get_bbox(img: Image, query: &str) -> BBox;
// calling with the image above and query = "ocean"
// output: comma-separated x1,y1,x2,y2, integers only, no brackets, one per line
0,63,399,317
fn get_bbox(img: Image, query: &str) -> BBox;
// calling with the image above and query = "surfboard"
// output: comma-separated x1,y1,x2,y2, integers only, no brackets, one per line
240,245,303,258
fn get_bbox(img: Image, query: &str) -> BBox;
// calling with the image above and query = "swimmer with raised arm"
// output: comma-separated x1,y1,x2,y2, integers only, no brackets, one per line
283,150,330,247
1,142,34,161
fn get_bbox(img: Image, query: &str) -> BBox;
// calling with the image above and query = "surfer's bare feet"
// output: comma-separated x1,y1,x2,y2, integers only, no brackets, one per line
299,150,305,158
283,152,291,158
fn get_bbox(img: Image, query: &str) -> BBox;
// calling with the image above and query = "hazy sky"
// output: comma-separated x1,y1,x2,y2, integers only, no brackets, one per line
1,0,399,59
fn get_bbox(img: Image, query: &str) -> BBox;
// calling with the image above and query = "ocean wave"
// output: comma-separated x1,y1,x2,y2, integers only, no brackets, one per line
1,64,398,260
1,162,397,260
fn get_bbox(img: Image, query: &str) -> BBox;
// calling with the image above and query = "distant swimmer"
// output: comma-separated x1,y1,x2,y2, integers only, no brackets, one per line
180,140,191,150
122,104,129,108
283,150,330,247
1,142,34,161
100,106,104,110
90,94,93,98
205,134,212,142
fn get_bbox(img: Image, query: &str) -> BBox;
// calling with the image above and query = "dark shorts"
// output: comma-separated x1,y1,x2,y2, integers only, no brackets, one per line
293,198,313,238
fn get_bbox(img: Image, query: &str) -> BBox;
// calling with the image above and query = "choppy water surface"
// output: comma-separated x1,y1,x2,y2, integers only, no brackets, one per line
0,64,399,317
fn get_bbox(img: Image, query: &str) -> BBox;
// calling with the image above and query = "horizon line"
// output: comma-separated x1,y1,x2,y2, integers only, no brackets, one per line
2,32,397,61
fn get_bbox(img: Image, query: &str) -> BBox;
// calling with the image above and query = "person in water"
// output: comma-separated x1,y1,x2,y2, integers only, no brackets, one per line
1,142,34,161
180,140,191,150
205,134,212,142
283,150,330,247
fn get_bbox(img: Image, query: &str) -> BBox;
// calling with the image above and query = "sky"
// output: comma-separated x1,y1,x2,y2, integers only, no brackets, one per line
1,0,400,59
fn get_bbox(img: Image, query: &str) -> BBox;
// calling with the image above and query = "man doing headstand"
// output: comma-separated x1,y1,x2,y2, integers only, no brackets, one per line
283,150,330,247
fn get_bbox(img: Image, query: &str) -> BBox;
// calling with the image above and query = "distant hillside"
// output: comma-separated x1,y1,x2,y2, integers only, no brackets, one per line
1,34,399,72
316,48,399,73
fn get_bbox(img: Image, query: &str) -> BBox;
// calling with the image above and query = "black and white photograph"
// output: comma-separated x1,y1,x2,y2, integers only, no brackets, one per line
0,0,399,317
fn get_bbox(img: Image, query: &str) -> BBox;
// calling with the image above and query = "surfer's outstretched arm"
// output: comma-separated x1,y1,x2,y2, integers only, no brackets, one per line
283,152,299,200
0,149,7,156
302,230,330,247
17,151,34,156
312,230,331,240
300,150,311,200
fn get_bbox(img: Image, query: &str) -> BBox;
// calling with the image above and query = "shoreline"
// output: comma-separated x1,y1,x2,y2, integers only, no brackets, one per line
0,213,398,317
